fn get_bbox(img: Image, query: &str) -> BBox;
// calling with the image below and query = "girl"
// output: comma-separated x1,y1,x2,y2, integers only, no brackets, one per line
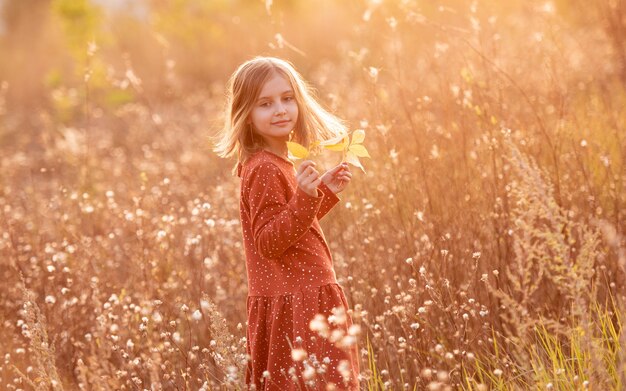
213,56,360,390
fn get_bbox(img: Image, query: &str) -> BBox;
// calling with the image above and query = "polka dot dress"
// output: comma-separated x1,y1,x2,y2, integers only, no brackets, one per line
237,149,360,390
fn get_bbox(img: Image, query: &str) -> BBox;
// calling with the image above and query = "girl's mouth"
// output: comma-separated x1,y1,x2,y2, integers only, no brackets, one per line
272,120,291,125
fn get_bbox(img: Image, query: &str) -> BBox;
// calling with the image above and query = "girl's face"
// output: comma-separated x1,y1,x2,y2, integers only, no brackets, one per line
248,72,299,148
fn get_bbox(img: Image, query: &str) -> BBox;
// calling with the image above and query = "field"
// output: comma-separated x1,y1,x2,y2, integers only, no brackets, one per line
0,0,624,389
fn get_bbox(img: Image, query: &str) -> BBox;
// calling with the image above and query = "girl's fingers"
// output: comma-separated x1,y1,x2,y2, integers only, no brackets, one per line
301,177,320,193
297,160,316,176
333,163,349,174
297,165,317,182
299,169,319,186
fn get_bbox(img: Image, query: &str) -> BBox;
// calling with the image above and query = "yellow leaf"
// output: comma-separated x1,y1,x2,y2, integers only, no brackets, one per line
323,142,347,151
345,151,365,173
319,132,348,146
349,144,371,158
321,135,349,151
286,141,309,160
351,129,365,144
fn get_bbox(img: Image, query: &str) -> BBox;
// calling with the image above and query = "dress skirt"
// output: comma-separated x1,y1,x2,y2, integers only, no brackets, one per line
245,283,360,390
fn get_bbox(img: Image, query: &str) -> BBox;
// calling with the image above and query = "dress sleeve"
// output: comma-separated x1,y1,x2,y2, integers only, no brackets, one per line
243,161,324,260
316,181,340,220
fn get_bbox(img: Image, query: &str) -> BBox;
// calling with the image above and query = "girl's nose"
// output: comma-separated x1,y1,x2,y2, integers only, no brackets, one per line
275,104,286,115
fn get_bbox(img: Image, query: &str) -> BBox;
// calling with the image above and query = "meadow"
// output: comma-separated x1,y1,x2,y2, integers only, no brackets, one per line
0,0,624,389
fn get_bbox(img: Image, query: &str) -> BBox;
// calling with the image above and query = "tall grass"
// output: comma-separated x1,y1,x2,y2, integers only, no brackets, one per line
0,0,624,389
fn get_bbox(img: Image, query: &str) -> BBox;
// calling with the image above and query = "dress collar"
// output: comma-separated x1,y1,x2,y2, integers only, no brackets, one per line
259,149,295,167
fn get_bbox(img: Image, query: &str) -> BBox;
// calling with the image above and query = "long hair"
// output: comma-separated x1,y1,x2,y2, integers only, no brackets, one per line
212,56,348,176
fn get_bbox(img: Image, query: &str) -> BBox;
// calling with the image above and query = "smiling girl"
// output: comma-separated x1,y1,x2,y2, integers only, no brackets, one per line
213,56,359,390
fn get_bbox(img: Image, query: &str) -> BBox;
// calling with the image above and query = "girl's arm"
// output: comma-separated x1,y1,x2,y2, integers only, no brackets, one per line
316,181,340,220
244,162,324,260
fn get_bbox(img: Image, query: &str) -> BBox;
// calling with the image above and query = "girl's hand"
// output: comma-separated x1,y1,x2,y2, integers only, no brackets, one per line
321,162,352,194
296,160,322,197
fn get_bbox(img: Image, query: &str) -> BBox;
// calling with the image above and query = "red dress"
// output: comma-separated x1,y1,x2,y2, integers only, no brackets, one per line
237,149,360,390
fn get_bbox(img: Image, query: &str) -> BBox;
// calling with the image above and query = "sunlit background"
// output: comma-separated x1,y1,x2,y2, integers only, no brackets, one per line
0,0,624,389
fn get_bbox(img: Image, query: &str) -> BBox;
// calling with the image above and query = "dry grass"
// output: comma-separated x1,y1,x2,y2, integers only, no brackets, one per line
0,0,624,389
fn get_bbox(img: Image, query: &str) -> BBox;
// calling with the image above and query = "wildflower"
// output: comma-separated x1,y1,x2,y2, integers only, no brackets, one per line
410,322,420,330
329,329,345,343
493,368,503,377
191,310,202,321
45,295,56,304
309,314,329,337
291,348,307,361
303,365,315,380
328,306,347,325
180,304,189,312
339,335,357,348
337,360,351,382
368,67,379,82
347,324,361,336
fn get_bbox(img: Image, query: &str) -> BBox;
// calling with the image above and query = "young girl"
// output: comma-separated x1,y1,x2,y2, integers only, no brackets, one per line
213,56,360,390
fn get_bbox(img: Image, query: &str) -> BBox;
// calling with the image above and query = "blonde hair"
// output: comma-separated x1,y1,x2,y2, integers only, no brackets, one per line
212,56,348,176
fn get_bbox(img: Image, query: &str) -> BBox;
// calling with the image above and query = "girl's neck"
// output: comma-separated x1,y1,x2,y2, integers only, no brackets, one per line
262,143,288,159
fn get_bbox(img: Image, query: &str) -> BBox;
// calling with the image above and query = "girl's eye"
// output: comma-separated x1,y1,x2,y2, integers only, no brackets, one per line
260,102,270,107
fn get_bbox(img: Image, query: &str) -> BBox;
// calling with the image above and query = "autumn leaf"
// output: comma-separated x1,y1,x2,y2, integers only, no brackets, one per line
286,141,309,160
286,130,370,173
351,129,365,144
321,129,370,173
349,144,370,158
319,132,349,151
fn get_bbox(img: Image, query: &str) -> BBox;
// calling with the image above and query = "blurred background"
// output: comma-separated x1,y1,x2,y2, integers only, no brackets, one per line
0,0,624,389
